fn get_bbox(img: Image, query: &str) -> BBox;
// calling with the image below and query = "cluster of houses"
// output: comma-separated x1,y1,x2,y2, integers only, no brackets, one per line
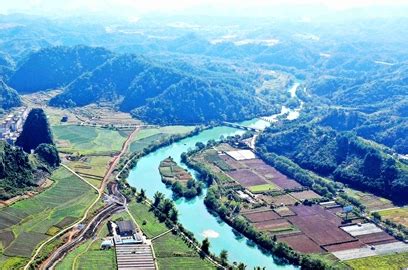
0,107,29,144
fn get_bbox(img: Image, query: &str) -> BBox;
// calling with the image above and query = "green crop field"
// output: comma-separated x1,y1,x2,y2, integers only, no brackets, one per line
249,183,278,193
376,207,408,227
52,125,127,155
128,202,168,238
346,252,408,270
129,126,195,153
66,155,112,188
0,167,97,268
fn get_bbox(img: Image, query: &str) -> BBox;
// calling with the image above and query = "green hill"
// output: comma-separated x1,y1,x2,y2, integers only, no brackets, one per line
0,141,59,200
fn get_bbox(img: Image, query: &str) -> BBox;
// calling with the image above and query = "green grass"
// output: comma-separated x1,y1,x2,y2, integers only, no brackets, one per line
153,233,215,270
127,202,168,238
52,125,127,155
157,256,215,270
346,252,408,270
248,183,278,193
129,126,195,153
0,167,97,267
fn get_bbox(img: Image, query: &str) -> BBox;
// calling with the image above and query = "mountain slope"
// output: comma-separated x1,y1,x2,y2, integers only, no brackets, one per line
9,45,113,93
49,53,276,124
0,79,21,110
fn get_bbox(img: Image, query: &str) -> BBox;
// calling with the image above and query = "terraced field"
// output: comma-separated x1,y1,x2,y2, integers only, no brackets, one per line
0,167,97,269
52,125,127,155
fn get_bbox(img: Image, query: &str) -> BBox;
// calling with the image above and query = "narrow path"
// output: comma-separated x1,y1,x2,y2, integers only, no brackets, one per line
100,127,140,193
151,228,174,241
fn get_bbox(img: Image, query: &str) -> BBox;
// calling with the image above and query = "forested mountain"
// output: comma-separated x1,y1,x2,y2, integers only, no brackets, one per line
0,141,59,200
257,124,408,203
0,79,21,110
306,61,408,154
16,108,54,152
47,52,277,124
9,45,113,93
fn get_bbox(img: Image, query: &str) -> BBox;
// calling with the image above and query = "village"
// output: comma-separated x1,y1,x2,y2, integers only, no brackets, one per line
0,107,29,144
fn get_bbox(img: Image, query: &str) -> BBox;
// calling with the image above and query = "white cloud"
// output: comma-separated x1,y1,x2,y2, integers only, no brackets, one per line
1,0,408,15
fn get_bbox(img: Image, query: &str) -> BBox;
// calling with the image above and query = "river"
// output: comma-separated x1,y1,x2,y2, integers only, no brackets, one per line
127,126,296,269
126,82,303,269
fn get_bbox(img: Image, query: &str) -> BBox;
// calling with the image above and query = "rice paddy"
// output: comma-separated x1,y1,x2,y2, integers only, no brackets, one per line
0,167,97,268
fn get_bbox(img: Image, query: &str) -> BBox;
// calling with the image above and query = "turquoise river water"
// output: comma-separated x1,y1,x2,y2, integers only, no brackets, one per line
127,126,297,269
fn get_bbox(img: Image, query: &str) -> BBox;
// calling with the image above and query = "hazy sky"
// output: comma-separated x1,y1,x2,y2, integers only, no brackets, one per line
1,0,408,17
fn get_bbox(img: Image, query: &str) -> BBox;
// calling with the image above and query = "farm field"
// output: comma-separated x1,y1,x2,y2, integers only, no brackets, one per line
129,126,196,153
248,183,277,193
52,125,127,155
188,143,405,261
345,188,395,212
127,201,168,239
0,167,97,269
345,252,408,270
153,233,215,270
375,207,408,227
65,155,112,188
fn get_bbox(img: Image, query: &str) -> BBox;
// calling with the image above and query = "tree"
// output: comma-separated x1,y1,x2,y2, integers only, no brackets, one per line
162,198,174,215
201,238,210,254
237,263,246,270
372,212,382,222
138,189,146,202
16,108,54,153
363,151,382,179
34,143,60,168
169,208,178,223
220,249,228,266
153,192,164,207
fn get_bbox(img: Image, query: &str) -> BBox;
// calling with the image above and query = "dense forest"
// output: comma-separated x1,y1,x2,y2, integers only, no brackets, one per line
0,141,60,200
257,124,408,203
0,79,21,110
